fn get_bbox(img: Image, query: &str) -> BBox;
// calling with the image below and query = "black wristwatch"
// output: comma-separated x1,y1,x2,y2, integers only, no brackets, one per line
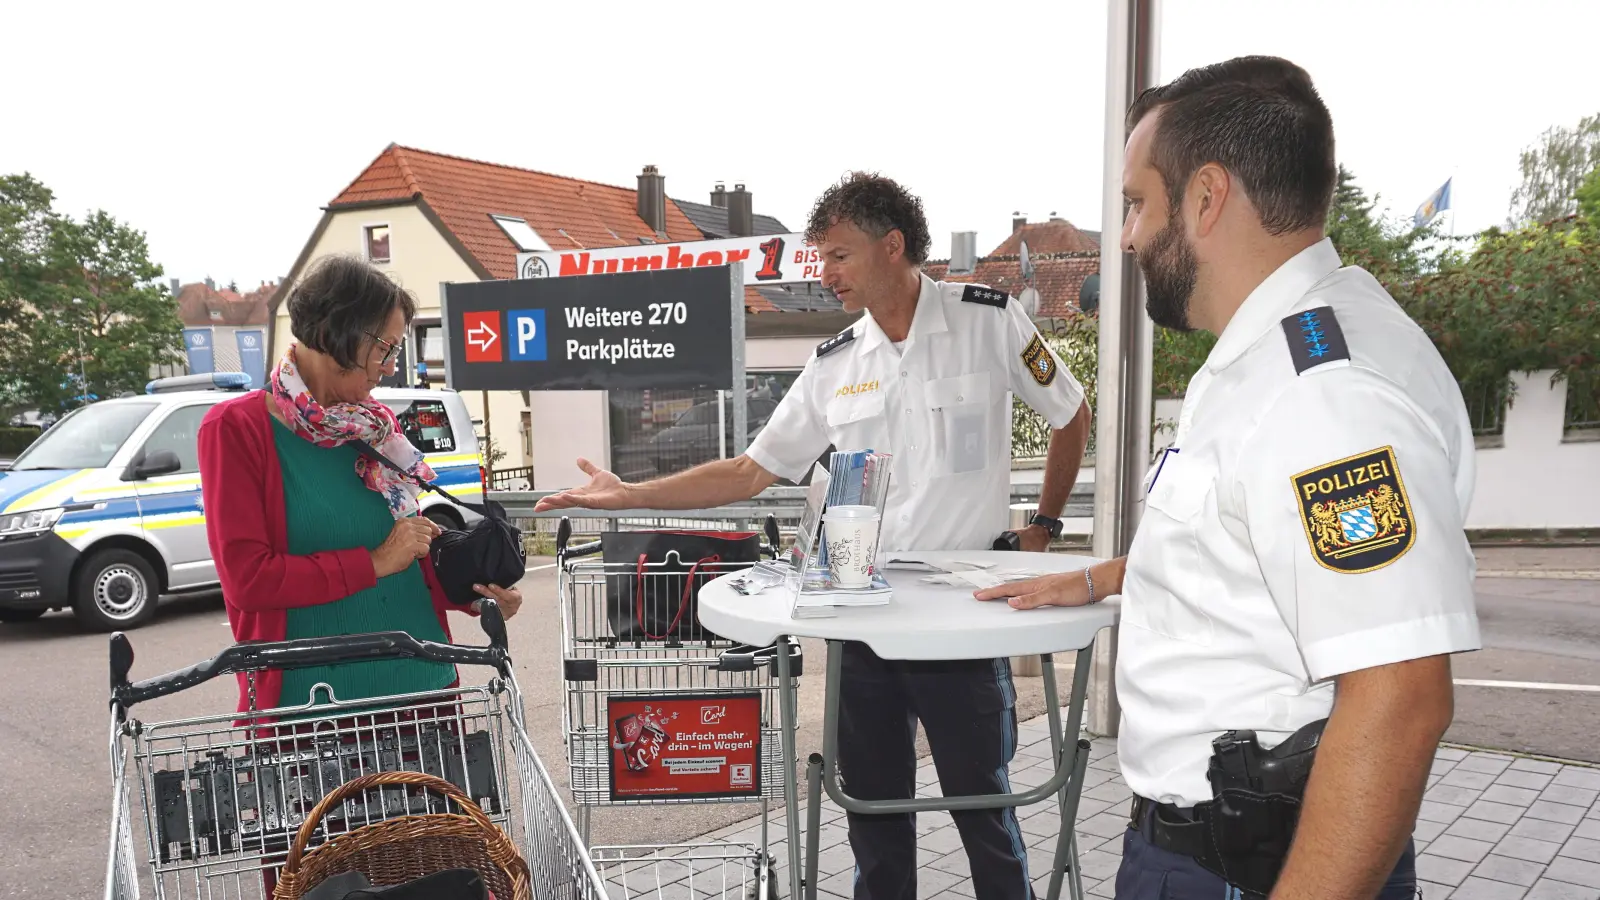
1030,513,1065,539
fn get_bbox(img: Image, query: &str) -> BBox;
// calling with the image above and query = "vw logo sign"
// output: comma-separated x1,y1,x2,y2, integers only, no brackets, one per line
190,333,205,347
520,256,550,279
242,335,257,348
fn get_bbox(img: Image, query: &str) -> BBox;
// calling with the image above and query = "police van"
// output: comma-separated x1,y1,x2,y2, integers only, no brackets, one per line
0,372,487,631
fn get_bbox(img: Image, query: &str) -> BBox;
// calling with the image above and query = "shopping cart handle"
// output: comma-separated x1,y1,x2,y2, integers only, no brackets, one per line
716,639,803,676
109,620,512,711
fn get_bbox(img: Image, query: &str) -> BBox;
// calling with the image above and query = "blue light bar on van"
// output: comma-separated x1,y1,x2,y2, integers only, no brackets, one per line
145,372,253,394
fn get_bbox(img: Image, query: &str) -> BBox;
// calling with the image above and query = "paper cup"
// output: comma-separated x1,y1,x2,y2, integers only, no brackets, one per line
822,505,881,588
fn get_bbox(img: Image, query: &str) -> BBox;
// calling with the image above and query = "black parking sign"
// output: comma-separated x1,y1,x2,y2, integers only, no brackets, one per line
442,265,741,392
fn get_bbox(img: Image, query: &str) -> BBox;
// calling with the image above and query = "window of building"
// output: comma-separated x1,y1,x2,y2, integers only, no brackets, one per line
365,224,391,263
393,399,456,454
490,215,553,252
607,372,802,484
1564,374,1600,442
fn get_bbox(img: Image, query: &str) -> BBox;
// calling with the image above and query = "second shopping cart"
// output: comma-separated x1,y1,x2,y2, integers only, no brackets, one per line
556,516,800,900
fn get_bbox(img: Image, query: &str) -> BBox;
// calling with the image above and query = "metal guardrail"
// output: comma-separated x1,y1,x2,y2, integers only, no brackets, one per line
493,483,1096,555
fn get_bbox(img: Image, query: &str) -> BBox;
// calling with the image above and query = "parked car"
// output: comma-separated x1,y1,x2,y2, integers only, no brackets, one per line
0,372,485,631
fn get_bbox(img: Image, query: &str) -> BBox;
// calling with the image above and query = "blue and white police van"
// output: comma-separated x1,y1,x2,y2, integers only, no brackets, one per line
0,373,487,631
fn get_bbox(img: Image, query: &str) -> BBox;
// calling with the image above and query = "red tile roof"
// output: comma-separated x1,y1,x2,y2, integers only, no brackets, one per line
329,144,706,282
177,282,275,327
989,218,1101,256
924,253,1099,319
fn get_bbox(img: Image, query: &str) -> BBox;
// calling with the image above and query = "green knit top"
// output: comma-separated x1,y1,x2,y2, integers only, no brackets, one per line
271,417,456,714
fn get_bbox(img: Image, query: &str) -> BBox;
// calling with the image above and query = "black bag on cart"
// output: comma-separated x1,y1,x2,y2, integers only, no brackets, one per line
602,529,761,641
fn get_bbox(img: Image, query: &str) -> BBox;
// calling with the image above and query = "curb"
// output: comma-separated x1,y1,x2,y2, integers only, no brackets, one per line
1438,741,1600,770
1476,569,1600,580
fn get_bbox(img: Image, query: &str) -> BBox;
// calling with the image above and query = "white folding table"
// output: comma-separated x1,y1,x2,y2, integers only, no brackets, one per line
699,550,1119,900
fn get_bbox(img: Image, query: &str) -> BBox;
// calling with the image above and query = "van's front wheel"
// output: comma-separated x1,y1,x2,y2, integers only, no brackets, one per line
72,549,159,631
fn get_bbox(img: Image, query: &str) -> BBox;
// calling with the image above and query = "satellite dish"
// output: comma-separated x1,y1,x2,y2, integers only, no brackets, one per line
1078,273,1100,314
1019,286,1041,317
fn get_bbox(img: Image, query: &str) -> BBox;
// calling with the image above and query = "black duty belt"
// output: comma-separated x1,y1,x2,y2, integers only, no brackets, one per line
1129,795,1210,860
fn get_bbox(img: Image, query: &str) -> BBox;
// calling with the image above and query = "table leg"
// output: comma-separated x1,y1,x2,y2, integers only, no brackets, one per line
805,754,824,900
776,636,805,900
1046,645,1096,900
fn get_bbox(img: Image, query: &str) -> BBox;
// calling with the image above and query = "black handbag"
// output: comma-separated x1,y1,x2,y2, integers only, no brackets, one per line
601,529,760,641
353,443,526,605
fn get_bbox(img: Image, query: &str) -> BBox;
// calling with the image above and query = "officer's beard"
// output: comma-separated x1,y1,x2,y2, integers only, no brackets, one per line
1137,213,1198,333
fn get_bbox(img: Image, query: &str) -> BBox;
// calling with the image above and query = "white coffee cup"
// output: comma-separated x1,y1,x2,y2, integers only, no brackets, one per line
822,505,881,588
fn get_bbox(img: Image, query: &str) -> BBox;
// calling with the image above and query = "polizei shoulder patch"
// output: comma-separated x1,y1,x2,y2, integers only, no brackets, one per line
1281,306,1350,374
1293,446,1414,574
961,284,1008,308
816,329,856,359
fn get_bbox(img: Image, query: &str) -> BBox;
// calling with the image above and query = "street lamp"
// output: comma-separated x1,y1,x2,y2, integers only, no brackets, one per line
71,298,88,405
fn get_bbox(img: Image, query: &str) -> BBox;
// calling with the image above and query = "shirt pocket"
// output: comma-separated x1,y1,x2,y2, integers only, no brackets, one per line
825,391,887,451
926,371,991,475
1128,451,1218,645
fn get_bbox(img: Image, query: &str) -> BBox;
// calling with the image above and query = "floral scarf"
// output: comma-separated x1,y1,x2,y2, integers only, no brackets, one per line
268,344,438,519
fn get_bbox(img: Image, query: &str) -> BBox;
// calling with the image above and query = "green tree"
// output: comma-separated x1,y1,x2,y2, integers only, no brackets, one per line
0,174,183,413
1507,114,1600,228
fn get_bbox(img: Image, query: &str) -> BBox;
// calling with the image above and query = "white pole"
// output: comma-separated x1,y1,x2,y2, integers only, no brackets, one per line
1089,0,1161,737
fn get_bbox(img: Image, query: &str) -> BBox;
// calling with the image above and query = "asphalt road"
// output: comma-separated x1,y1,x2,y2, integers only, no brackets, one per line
0,566,1593,897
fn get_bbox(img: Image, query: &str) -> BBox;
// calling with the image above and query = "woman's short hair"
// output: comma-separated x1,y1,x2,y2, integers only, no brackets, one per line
286,256,417,370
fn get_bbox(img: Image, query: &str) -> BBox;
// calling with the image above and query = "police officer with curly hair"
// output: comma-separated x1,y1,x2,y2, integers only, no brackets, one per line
539,172,1094,900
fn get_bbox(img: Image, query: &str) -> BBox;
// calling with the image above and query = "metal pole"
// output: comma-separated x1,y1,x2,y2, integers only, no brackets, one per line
1089,0,1160,737
729,263,749,456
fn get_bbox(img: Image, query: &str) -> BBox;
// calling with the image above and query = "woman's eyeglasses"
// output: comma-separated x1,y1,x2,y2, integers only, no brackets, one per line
365,331,406,367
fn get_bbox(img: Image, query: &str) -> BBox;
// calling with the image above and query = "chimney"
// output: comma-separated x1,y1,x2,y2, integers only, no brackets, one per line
170,278,181,295
636,164,667,236
949,232,978,275
1049,211,1064,222
728,183,754,237
1012,212,1027,233
710,182,728,209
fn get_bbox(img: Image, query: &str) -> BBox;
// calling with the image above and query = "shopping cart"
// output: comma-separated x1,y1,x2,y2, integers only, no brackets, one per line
556,516,800,900
104,600,608,900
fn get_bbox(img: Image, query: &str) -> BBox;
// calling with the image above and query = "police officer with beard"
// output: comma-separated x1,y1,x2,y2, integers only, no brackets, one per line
538,172,1093,900
975,57,1481,900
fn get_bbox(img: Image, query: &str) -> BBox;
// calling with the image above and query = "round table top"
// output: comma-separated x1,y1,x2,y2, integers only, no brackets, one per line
698,550,1120,661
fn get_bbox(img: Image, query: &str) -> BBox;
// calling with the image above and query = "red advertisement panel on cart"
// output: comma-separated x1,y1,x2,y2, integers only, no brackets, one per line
608,693,763,802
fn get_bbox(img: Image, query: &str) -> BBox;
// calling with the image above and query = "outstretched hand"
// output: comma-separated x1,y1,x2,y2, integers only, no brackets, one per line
973,571,1093,610
532,458,632,512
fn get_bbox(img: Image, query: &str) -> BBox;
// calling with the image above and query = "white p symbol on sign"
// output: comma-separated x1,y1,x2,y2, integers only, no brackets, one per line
518,316,537,351
509,309,547,361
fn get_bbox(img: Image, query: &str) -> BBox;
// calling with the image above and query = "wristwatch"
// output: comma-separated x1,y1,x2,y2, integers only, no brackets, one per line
1030,513,1064,539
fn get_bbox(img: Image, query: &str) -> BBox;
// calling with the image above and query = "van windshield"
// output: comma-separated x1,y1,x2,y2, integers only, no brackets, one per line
10,402,158,471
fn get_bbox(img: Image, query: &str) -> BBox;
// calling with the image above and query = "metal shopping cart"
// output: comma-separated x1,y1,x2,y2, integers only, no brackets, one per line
556,516,801,900
105,600,608,900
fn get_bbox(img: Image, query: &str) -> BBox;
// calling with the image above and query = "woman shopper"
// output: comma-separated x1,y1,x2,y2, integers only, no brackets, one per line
198,255,523,720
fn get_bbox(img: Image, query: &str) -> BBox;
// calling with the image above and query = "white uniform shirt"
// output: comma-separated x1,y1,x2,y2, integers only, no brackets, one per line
746,273,1086,553
1116,238,1482,807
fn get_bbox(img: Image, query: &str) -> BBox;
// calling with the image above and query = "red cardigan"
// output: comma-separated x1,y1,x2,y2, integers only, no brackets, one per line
198,390,466,716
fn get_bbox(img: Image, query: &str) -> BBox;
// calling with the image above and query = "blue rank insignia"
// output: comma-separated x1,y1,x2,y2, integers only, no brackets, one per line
1292,446,1414,573
1020,334,1057,386
1282,306,1349,374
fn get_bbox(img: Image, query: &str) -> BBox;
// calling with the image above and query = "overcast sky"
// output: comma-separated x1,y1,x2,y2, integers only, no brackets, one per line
4,0,1596,289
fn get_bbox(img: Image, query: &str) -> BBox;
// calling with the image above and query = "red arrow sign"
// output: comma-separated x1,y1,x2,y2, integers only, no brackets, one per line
462,311,502,362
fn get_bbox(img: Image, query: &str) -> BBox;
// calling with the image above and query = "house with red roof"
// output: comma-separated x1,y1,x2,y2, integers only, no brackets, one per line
267,144,845,486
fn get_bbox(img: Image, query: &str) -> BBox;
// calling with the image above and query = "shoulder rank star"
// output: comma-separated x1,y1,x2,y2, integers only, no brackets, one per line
1292,446,1414,573
815,329,855,359
961,284,1008,308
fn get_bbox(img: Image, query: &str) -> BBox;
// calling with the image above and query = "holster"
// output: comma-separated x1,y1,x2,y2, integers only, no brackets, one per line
1137,717,1327,899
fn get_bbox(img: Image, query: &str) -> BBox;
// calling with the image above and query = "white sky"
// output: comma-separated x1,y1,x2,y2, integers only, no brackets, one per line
4,0,1596,288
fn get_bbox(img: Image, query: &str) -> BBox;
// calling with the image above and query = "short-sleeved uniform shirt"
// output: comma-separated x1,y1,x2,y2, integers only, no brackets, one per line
746,273,1086,553
1116,238,1482,807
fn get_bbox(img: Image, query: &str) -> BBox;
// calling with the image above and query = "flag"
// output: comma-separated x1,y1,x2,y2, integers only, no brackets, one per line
1020,238,1035,286
1414,178,1453,228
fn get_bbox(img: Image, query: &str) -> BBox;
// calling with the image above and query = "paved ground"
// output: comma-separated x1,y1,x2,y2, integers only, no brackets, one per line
1,545,1595,897
672,727,1600,900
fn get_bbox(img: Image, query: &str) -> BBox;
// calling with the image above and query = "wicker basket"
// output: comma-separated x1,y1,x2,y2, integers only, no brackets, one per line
272,771,531,900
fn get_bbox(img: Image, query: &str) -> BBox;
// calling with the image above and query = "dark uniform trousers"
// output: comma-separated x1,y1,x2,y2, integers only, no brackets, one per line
1115,795,1419,900
838,641,1034,900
